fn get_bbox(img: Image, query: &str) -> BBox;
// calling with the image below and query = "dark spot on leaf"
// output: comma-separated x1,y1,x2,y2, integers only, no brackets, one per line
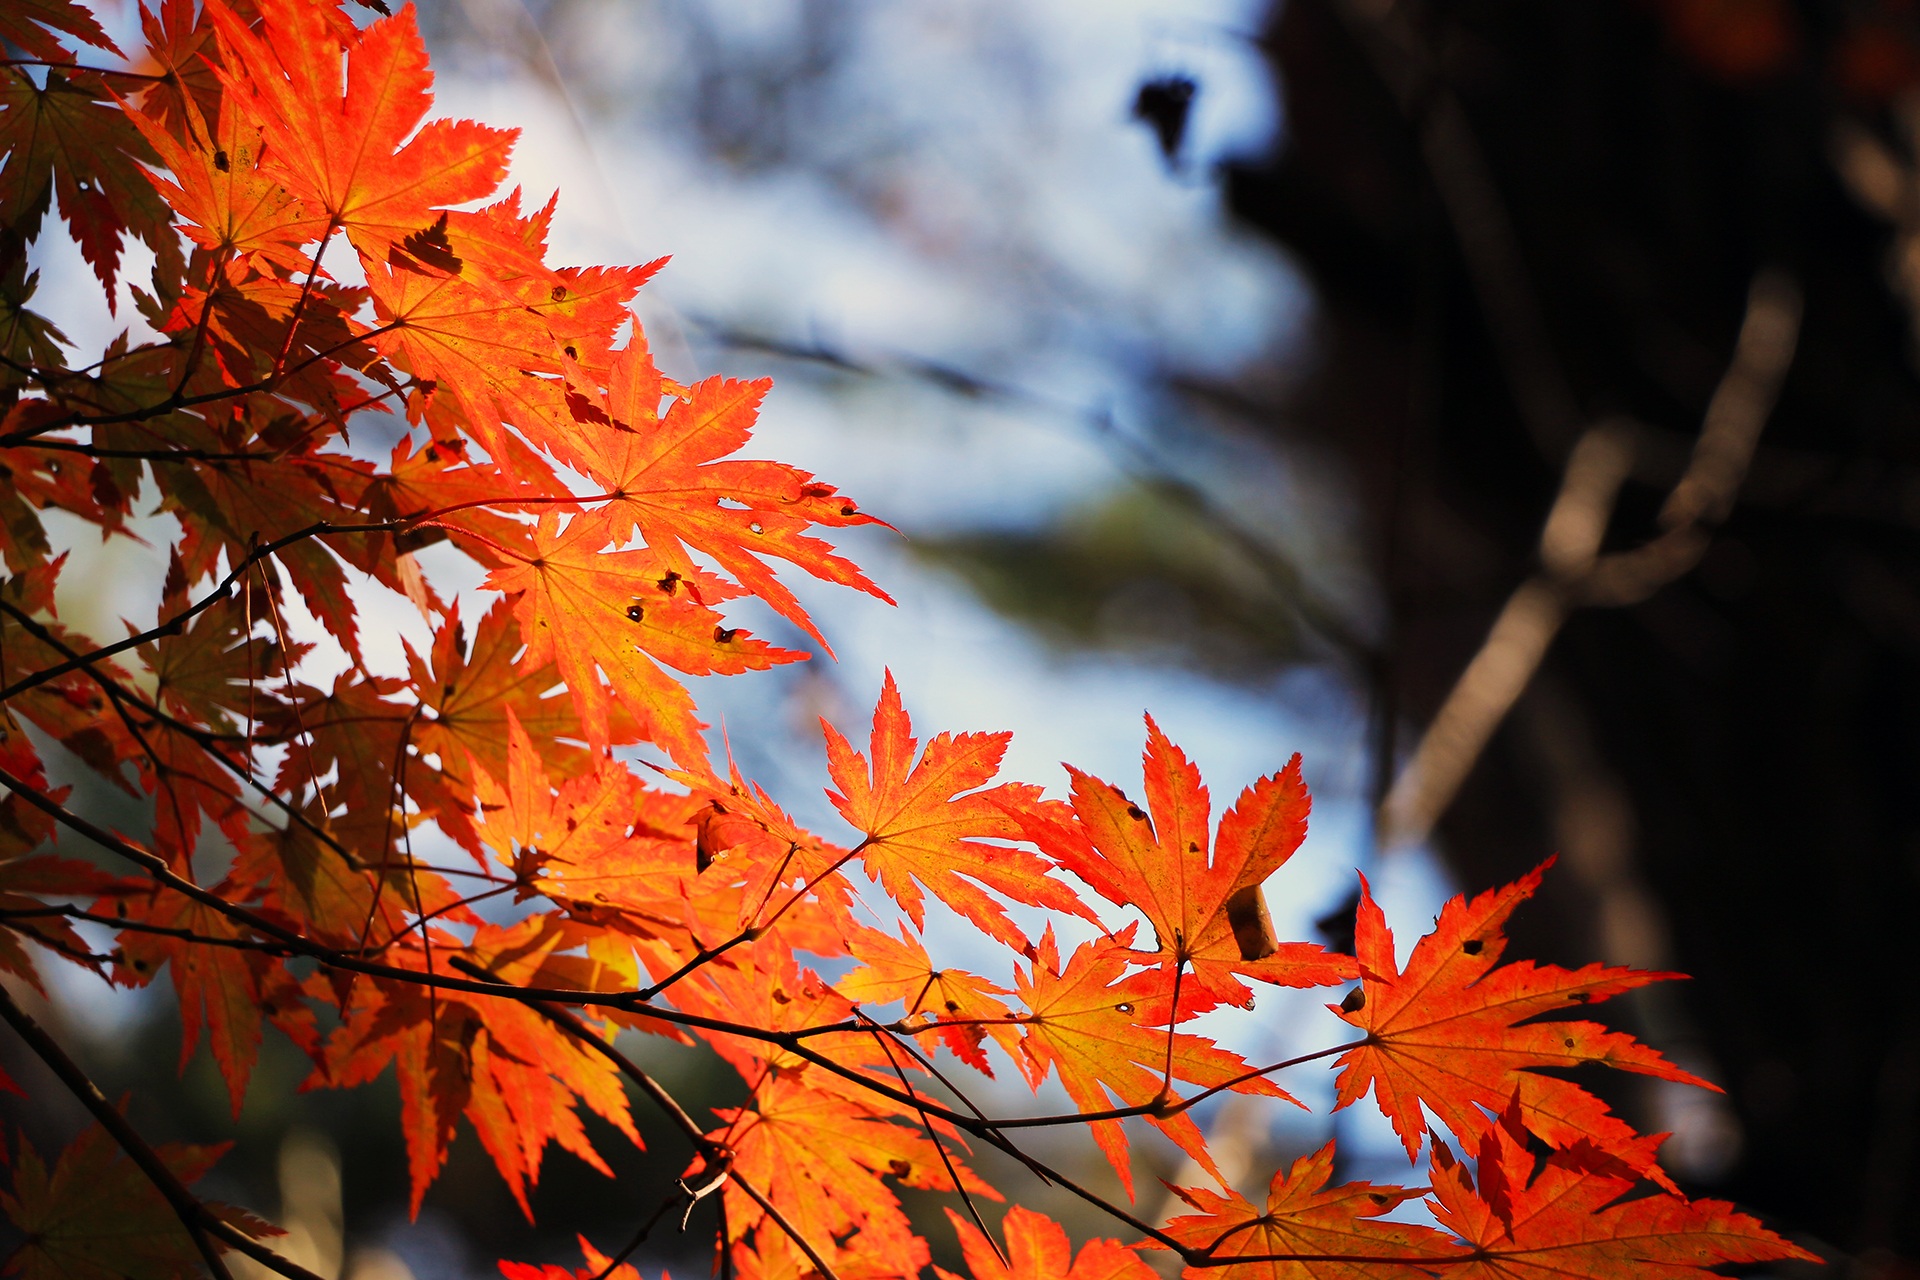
945,1000,960,1012
888,1159,912,1179
1568,991,1592,1003
658,571,680,595
714,626,737,643
1370,1193,1389,1205
626,604,644,622
1341,987,1366,1013
1462,938,1484,955
1115,1002,1133,1014
1188,841,1199,853
1563,1037,1576,1049
213,149,230,171
551,284,568,302
771,987,790,1004
564,345,577,359
1126,804,1146,821
840,503,856,516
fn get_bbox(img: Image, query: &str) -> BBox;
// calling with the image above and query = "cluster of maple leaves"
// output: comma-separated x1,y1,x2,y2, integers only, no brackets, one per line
0,1,1817,1277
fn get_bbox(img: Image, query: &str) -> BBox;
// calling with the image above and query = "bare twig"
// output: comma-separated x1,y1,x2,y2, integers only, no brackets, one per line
1378,271,1802,848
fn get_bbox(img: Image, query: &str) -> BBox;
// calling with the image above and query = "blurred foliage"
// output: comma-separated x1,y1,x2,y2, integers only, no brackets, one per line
916,485,1307,676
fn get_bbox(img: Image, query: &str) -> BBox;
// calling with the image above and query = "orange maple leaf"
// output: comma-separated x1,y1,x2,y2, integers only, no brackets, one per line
1014,927,1296,1198
206,0,513,252
1331,859,1712,1186
488,512,807,765
937,1206,1159,1280
1426,1108,1816,1279
1019,718,1355,1010
316,920,640,1219
468,707,712,947
1159,1141,1455,1280
115,889,317,1118
123,83,324,275
564,344,892,650
405,599,633,820
839,924,1023,1075
712,1071,998,1269
824,672,1096,951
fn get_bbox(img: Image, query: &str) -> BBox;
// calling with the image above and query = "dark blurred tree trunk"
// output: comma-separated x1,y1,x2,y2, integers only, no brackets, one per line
1227,0,1920,1262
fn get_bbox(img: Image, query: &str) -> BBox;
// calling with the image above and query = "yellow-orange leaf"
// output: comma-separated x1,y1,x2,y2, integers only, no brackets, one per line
824,672,1096,951
1332,859,1711,1186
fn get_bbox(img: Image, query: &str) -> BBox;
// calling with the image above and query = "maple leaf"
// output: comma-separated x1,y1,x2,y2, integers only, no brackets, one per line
115,887,318,1117
266,671,464,887
731,1225,927,1280
0,1124,274,1280
123,81,325,276
489,512,806,765
468,707,712,947
712,1071,999,1267
564,343,893,648
664,752,856,936
1158,1142,1457,1280
0,844,119,992
206,0,514,253
823,672,1096,951
839,924,1023,1074
1019,718,1355,1010
0,65,174,301
0,1,122,65
937,1206,1159,1280
228,816,467,952
161,448,377,657
406,599,642,851
1425,1109,1816,1280
1331,859,1712,1185
359,206,582,476
315,920,641,1218
672,946,887,1084
139,555,305,735
131,0,224,140
1014,927,1296,1197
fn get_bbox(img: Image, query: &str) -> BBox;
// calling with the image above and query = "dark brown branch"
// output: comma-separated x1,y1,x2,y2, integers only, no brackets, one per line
857,1012,1005,1266
0,906,294,956
0,983,326,1280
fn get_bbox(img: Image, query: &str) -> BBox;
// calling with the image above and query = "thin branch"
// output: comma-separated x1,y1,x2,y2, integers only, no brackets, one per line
1378,270,1802,849
0,905,294,956
857,1012,1005,1267
0,59,169,81
636,841,869,1001
0,983,326,1280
